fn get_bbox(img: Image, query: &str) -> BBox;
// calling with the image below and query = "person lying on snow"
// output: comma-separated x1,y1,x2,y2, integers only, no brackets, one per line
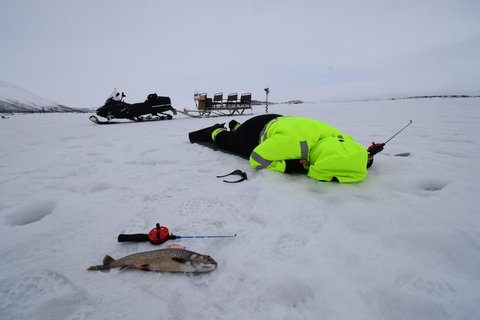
188,114,374,183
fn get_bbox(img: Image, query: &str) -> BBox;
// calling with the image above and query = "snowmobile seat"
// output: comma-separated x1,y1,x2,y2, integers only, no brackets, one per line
147,93,158,102
145,94,171,107
155,96,172,107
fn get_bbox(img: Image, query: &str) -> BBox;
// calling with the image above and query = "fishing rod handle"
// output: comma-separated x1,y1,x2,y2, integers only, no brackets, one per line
117,233,150,242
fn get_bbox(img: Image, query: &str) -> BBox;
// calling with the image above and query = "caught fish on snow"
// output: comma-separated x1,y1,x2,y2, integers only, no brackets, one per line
87,247,217,273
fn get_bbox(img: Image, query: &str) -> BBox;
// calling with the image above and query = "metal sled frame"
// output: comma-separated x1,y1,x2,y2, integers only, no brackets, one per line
178,92,253,118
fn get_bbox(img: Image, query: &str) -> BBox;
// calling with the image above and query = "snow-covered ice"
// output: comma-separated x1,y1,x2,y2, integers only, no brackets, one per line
1,98,479,319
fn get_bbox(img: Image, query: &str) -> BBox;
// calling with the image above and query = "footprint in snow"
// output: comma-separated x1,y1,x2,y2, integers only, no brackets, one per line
0,270,91,319
274,233,307,256
395,271,456,298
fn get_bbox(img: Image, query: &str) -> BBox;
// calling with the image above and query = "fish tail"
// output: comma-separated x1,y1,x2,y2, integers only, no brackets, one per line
87,255,116,271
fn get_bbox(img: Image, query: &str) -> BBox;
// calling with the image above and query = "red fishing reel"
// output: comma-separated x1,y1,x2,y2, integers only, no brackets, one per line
148,223,170,244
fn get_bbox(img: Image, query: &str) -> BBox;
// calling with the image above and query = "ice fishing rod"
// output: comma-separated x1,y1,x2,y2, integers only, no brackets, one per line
117,223,236,245
368,120,413,156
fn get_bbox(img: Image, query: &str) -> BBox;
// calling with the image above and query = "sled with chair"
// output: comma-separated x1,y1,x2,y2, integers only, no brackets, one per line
177,92,253,118
89,89,177,124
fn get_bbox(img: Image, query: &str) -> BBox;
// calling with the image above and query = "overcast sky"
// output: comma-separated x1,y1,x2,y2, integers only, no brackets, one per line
1,0,479,108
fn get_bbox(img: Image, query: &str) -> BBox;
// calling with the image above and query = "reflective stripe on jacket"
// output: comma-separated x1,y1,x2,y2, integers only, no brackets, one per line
249,116,368,183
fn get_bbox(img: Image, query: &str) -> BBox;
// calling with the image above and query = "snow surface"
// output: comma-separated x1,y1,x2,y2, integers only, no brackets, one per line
1,98,479,320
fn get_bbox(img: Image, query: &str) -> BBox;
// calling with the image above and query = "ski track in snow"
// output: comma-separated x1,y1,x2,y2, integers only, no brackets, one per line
0,98,480,319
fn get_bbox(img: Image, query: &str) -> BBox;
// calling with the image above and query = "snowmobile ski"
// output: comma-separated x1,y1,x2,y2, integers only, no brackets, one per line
89,114,173,125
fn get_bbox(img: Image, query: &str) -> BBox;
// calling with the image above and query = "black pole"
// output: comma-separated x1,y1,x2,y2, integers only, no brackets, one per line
264,87,270,113
384,120,413,145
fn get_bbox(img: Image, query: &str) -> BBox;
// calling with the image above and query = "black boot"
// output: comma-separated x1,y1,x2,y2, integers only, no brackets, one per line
228,120,240,131
189,123,225,143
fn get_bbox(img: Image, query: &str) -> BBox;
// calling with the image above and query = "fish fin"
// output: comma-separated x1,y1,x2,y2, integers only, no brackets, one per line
168,244,186,249
119,264,134,271
171,257,188,264
103,255,116,265
138,264,151,271
87,255,116,271
87,265,103,271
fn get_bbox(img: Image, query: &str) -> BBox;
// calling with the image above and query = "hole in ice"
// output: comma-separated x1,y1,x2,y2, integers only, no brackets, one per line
4,200,56,226
419,179,449,192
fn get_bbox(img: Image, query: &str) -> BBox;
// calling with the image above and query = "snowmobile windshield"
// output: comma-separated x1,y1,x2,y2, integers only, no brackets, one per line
108,89,118,99
106,89,123,103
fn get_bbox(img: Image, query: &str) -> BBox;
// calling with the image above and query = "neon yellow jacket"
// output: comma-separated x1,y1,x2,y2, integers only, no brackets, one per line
249,116,368,182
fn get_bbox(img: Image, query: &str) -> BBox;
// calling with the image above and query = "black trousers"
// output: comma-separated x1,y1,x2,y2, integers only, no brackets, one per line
215,114,282,158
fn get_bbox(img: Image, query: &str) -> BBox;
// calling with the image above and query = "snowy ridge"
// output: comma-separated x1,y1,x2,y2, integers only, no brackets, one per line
0,81,87,113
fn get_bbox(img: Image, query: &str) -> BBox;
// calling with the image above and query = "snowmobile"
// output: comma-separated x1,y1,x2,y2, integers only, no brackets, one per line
89,89,177,124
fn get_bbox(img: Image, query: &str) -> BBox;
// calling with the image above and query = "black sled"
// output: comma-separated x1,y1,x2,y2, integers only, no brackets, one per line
89,89,177,124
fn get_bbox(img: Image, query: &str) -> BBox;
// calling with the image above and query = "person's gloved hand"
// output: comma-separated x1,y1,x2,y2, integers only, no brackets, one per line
368,143,384,156
284,159,307,173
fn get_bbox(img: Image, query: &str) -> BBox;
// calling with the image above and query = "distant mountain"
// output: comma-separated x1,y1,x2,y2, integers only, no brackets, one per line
0,81,88,113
